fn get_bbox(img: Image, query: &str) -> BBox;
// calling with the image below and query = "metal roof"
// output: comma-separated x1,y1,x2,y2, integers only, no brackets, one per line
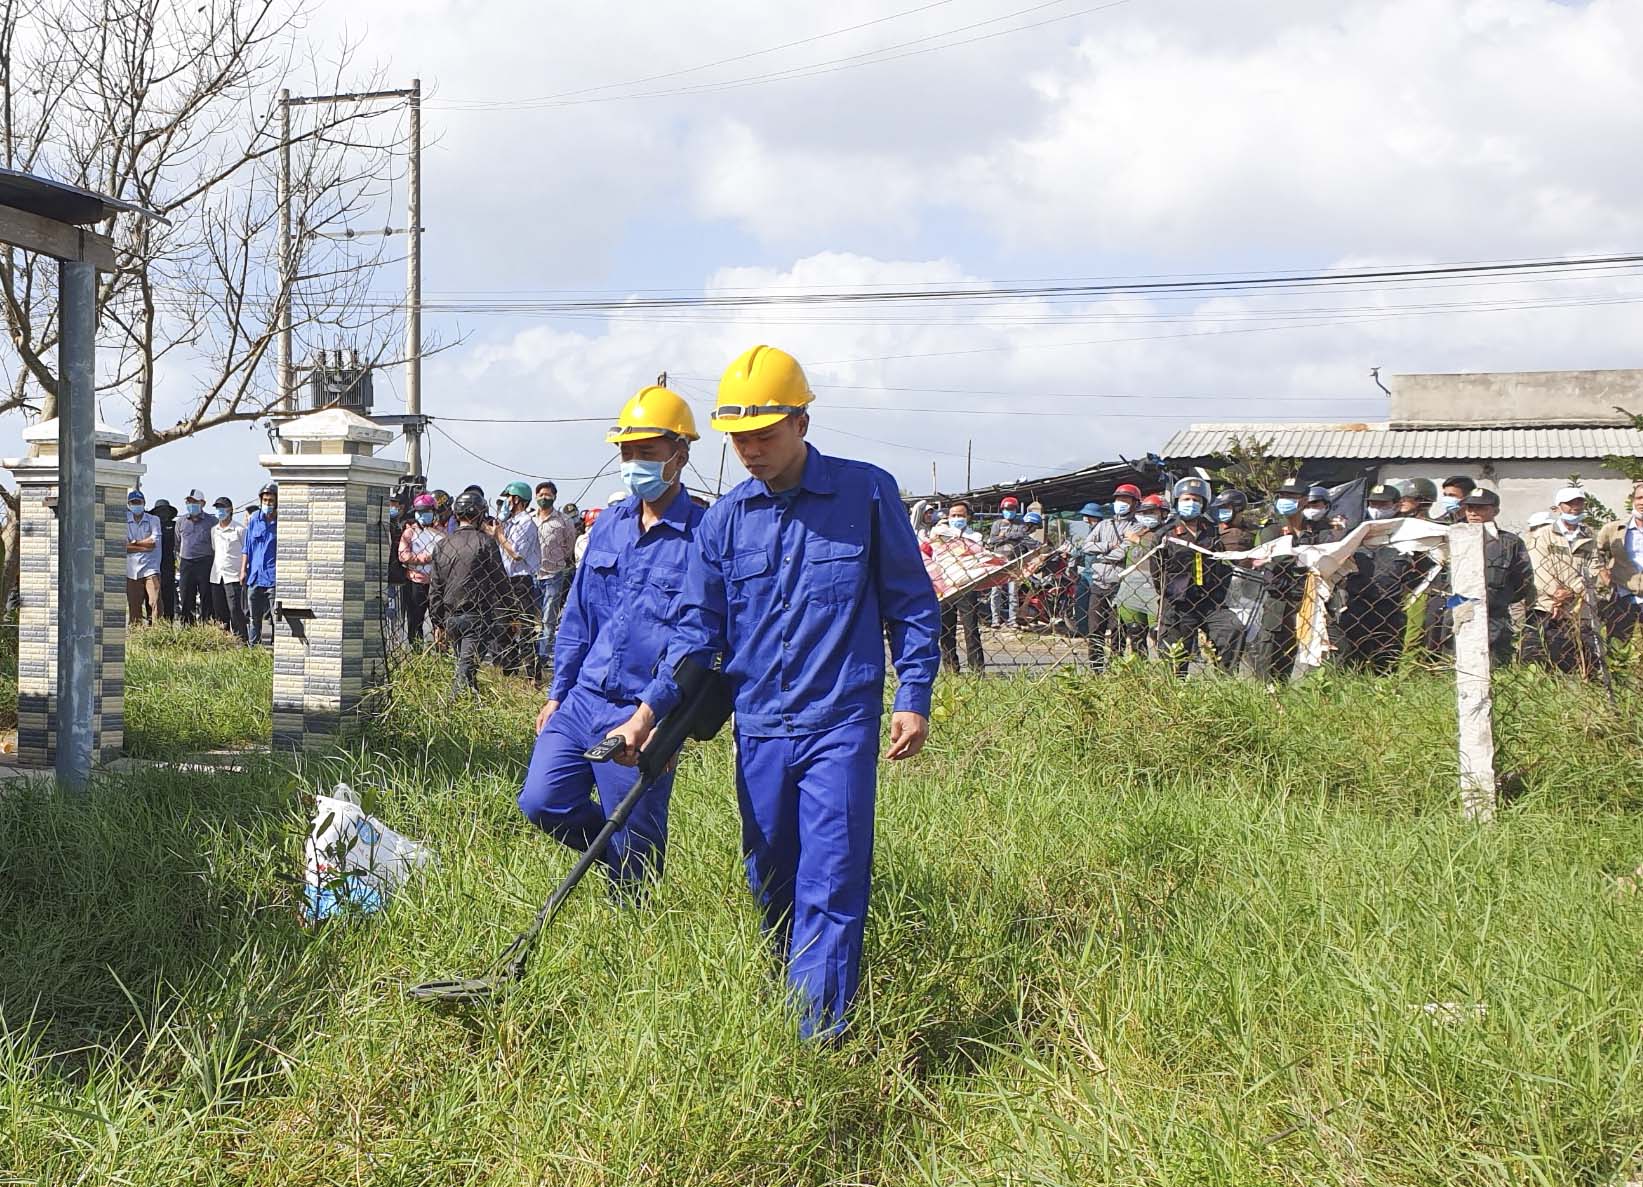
905,458,1162,514
1162,422,1643,461
0,165,165,225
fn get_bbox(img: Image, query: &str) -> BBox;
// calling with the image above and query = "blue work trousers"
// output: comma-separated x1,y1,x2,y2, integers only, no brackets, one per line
736,718,879,1040
517,688,674,885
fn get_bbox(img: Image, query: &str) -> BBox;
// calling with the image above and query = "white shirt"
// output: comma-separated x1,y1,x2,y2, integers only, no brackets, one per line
210,519,246,584
126,511,160,580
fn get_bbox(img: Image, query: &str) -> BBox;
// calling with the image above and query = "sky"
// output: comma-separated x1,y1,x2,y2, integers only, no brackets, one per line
8,0,1643,507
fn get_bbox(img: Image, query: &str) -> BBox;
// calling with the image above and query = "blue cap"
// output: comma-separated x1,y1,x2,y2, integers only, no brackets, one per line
127,489,143,502
1024,511,1043,525
1079,502,1102,518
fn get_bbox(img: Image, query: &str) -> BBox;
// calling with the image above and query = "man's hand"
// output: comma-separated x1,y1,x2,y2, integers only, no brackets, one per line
608,703,657,767
886,711,929,761
536,698,559,734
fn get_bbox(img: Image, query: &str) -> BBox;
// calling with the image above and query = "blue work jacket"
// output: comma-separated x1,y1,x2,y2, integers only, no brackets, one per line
642,445,940,737
550,488,705,708
243,510,278,587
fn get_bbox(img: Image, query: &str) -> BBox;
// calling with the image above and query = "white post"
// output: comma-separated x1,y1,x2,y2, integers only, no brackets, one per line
1450,523,1497,822
278,89,293,417
404,78,422,479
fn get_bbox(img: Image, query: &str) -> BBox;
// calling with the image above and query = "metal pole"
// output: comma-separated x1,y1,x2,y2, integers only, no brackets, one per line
965,439,972,491
56,259,96,791
278,90,293,420
405,78,422,478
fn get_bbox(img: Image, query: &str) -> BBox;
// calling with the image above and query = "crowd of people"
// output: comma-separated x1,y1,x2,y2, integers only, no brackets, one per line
922,472,1643,682
123,484,280,643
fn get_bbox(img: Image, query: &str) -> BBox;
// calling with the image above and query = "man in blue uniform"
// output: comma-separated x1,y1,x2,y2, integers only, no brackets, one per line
610,345,941,1039
516,385,706,887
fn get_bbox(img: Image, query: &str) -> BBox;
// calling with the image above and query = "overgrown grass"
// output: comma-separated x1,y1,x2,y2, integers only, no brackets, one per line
3,649,1642,1185
122,624,272,758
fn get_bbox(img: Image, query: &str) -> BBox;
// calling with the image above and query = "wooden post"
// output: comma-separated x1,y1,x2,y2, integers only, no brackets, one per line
1450,523,1496,822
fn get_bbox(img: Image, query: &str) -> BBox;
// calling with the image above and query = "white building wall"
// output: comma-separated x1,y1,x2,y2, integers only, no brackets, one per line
1376,459,1634,530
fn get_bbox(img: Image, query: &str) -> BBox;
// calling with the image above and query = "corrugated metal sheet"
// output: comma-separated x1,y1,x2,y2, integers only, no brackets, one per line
1162,422,1643,461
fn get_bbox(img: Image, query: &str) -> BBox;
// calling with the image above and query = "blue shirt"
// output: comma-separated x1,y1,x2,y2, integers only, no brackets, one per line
551,488,705,708
244,510,278,587
642,445,940,737
1627,521,1643,604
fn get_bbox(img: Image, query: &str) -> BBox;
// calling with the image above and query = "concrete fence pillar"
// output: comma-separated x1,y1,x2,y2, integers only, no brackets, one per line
260,408,401,751
3,419,143,767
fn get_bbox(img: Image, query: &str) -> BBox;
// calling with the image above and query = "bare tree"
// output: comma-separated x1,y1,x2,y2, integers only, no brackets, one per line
0,0,410,595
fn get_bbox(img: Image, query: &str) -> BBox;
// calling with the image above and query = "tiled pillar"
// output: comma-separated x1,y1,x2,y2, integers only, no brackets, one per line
261,408,402,751
4,420,142,766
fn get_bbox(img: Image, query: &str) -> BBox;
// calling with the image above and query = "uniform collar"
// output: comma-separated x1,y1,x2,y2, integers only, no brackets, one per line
613,487,695,535
749,443,834,501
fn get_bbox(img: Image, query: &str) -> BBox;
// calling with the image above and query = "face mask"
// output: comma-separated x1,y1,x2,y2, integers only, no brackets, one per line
260,501,274,514
128,504,144,516
185,501,203,515
416,511,434,526
1439,496,1462,514
949,517,968,533
388,507,402,520
1302,506,1327,522
621,457,674,503
1274,497,1299,516
1111,499,1133,517
1367,505,1394,521
1136,514,1161,529
537,497,554,509
1002,510,1018,522
1560,510,1585,526
1177,499,1203,520
214,507,231,523
1213,507,1233,523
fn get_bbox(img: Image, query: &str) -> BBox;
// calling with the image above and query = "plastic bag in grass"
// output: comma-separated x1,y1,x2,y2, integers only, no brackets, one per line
304,783,432,922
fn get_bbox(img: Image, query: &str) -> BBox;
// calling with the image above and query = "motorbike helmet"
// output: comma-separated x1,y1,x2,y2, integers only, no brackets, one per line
411,492,437,511
1211,489,1248,514
1305,484,1332,506
1113,483,1143,501
1395,477,1438,504
452,490,487,521
1172,477,1212,502
1139,493,1169,511
1023,510,1043,526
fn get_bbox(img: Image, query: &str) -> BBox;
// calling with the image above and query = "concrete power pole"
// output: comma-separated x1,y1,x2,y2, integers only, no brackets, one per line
405,78,423,480
278,89,293,421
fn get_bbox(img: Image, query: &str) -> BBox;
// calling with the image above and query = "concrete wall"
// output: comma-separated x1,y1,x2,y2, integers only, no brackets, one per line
1375,459,1635,531
1390,369,1643,428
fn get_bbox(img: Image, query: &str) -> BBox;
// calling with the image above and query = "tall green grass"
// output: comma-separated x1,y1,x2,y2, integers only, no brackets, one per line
2,649,1641,1185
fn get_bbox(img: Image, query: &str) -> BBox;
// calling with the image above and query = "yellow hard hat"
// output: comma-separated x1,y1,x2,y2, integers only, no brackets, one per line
606,385,699,444
710,345,815,433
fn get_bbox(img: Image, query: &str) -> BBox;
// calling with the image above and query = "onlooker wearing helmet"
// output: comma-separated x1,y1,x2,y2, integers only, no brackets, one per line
383,490,409,647
1595,479,1643,645
1339,482,1417,673
493,479,543,676
608,344,939,1040
1251,481,1333,681
1211,489,1262,669
1149,478,1241,674
1394,477,1438,520
929,500,986,674
532,480,578,687
988,495,1030,628
1075,500,1126,669
1114,494,1169,658
518,384,707,890
430,488,511,698
1523,485,1602,676
399,492,447,644
242,482,279,645
124,489,162,627
1111,482,1142,522
432,488,455,534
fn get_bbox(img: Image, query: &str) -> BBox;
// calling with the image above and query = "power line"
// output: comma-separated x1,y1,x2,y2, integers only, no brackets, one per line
434,0,1127,111
434,0,964,108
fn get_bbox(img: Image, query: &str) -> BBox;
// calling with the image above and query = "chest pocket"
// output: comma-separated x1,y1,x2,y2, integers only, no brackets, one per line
642,563,687,622
727,549,771,610
808,534,867,606
582,549,619,608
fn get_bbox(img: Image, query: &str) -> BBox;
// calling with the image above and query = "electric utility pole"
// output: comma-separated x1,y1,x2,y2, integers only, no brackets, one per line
278,82,423,472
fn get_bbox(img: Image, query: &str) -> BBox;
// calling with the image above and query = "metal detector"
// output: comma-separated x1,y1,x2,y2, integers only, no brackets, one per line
409,656,733,1005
